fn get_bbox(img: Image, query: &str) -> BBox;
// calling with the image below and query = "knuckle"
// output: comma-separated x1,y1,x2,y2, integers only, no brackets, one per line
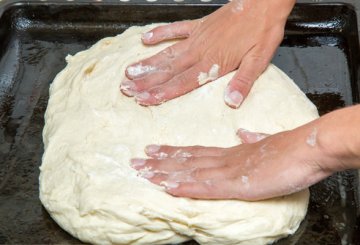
171,21,182,27
175,72,192,87
248,54,269,67
154,25,167,34
190,168,203,180
233,74,253,87
186,20,196,31
203,53,219,66
182,157,195,167
162,46,176,59
158,64,175,76
247,53,271,69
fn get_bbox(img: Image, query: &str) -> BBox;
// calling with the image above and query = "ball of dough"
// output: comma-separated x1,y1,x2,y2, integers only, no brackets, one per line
40,24,319,245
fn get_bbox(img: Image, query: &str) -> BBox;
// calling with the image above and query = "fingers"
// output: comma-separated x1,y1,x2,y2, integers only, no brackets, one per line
124,41,189,80
144,144,226,159
121,52,195,96
141,21,195,45
164,178,256,200
224,49,268,109
147,165,235,186
121,74,169,97
121,41,196,97
131,145,237,186
135,62,221,106
131,156,222,172
237,128,269,144
148,165,233,185
224,29,283,109
164,180,227,199
130,145,227,172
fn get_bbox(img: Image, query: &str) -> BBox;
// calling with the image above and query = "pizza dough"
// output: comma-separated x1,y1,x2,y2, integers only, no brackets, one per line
39,24,319,245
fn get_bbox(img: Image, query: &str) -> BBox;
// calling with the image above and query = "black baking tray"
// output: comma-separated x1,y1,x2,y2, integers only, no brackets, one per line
0,1,360,244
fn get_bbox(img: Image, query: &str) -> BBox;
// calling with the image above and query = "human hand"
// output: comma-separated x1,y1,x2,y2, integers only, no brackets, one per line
121,0,295,108
131,127,336,201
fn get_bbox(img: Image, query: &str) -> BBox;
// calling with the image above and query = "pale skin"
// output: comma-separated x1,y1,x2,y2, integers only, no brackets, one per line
124,0,360,200
121,0,295,108
131,106,360,201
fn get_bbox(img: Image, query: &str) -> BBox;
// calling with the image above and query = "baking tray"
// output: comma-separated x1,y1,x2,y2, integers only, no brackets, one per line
0,1,359,244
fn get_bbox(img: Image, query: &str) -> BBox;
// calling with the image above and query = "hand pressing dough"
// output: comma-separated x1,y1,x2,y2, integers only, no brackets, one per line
39,24,319,245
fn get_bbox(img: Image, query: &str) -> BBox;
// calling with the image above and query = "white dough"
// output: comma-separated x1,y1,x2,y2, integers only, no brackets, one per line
39,24,319,245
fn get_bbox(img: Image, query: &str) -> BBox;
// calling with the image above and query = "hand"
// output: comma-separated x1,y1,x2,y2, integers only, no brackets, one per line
131,126,338,201
121,0,295,108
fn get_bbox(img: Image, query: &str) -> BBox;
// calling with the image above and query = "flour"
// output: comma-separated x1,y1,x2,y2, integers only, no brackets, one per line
306,127,317,147
127,64,156,77
171,150,193,158
197,64,220,85
154,152,169,159
241,175,250,189
233,0,245,12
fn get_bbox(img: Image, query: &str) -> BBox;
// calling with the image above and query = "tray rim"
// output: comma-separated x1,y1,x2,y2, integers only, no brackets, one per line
0,0,357,8
0,1,358,103
0,1,357,32
0,1,359,244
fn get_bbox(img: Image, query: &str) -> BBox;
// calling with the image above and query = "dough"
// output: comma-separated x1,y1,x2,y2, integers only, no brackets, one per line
39,24,319,245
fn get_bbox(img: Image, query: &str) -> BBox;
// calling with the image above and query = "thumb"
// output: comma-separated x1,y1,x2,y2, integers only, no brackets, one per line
237,128,269,144
224,29,283,109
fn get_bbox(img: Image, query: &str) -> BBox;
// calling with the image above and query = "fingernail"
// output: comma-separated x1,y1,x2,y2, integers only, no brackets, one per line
142,32,153,41
130,158,146,168
136,91,151,101
121,80,136,90
145,144,161,154
237,128,268,144
120,80,137,96
160,181,179,189
140,170,155,179
236,128,249,138
138,167,154,179
224,87,243,108
237,128,248,134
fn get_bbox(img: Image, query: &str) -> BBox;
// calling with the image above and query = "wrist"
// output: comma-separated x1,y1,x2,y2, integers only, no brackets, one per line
313,105,360,172
228,0,295,19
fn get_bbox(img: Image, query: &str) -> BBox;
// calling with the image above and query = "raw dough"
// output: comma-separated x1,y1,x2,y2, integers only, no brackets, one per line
39,24,319,245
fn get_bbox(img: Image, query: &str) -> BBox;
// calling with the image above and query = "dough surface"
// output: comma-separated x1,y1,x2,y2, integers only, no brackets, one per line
40,24,319,245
